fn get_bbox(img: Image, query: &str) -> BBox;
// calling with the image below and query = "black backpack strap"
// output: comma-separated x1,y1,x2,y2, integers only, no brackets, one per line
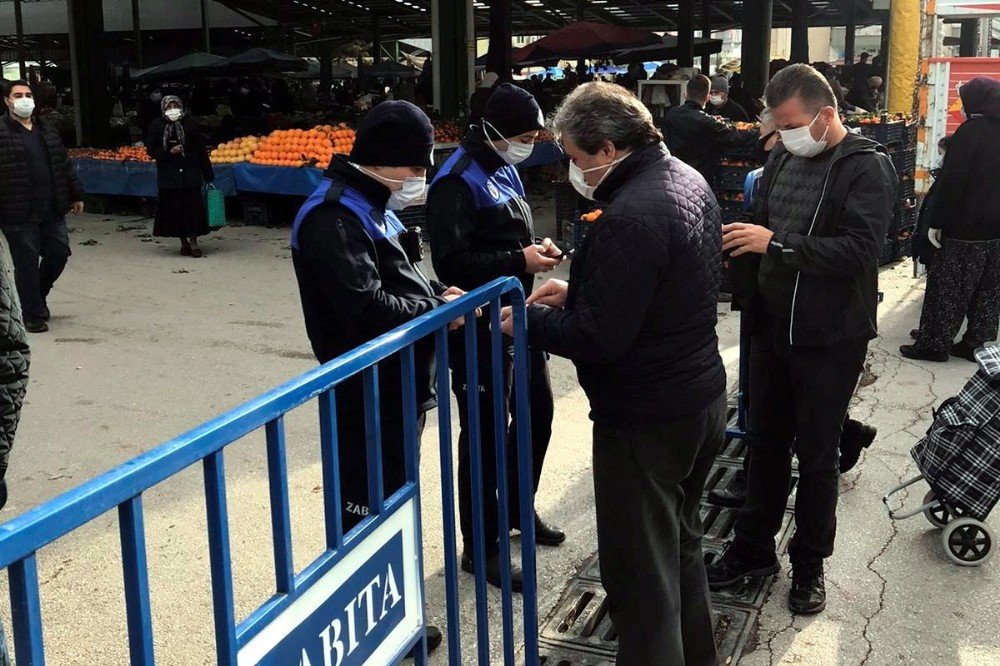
448,151,474,178
323,179,346,204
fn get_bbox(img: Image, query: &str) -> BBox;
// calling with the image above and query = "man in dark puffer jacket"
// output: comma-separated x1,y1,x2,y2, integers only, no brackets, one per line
0,80,85,334
504,82,725,666
0,231,31,514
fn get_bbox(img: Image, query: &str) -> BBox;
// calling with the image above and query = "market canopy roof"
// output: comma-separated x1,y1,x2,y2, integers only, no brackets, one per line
213,48,309,73
217,0,883,40
134,52,226,80
612,36,726,64
511,21,662,63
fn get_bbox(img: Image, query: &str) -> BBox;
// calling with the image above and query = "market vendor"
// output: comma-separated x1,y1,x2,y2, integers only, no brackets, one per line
709,76,751,122
663,74,759,182
291,100,464,655
426,83,565,593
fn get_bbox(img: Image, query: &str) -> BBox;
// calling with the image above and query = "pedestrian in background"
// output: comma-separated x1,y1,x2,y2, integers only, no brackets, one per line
146,96,215,258
506,81,726,665
708,64,896,615
902,77,1000,363
428,83,565,593
0,79,84,334
708,75,750,122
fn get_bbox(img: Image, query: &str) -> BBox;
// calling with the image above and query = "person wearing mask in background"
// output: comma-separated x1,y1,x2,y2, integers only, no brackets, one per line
146,96,215,258
427,83,565,592
469,71,499,127
0,80,84,334
663,75,759,182
901,77,1000,363
709,75,750,122
707,65,896,615
502,81,725,666
292,101,469,655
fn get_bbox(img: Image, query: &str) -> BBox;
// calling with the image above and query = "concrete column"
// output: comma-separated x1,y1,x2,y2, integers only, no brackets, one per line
845,0,857,65
487,0,512,80
14,0,26,80
432,0,472,117
791,0,809,63
701,0,712,73
373,14,382,64
741,0,773,98
887,0,920,113
678,0,695,67
131,0,143,68
67,0,110,147
319,47,333,91
200,0,211,53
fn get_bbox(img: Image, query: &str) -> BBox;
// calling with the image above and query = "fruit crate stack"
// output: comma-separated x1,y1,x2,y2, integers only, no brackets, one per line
712,158,759,224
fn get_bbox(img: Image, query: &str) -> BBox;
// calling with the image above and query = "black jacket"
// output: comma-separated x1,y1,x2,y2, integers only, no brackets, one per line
0,233,29,484
527,142,726,426
710,98,750,123
426,130,533,296
146,117,215,190
730,133,897,346
0,115,83,227
923,116,1000,241
292,159,446,420
663,101,759,179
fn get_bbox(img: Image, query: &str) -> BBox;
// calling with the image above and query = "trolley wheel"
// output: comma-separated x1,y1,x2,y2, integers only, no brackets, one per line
922,490,967,528
942,518,994,567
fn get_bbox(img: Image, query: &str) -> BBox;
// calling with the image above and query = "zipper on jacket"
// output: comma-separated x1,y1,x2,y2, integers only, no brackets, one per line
788,152,846,346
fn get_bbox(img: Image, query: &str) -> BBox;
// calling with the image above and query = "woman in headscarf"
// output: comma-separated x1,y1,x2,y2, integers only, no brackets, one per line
146,95,214,257
902,77,1000,362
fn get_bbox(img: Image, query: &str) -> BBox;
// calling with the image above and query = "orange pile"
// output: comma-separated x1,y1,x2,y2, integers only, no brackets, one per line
250,128,334,168
69,146,153,162
325,123,356,155
211,136,260,164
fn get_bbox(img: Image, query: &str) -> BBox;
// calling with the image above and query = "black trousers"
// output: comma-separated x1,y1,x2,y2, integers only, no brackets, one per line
2,202,71,320
451,329,553,554
733,313,867,566
338,411,426,533
594,392,726,666
918,239,1000,354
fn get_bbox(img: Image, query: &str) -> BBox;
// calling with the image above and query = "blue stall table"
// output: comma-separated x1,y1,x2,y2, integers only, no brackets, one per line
231,163,325,196
72,159,238,197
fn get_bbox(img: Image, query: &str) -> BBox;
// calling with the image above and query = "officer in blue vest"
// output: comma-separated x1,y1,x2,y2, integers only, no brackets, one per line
291,101,464,652
427,83,565,592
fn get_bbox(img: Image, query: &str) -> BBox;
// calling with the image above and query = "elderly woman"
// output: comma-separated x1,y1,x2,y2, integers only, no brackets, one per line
504,81,724,665
146,95,214,257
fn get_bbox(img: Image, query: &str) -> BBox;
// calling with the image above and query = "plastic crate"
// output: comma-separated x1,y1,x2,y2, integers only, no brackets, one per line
891,197,918,233
890,148,916,176
859,120,907,147
396,205,427,229
898,176,916,199
906,122,919,149
240,195,272,225
879,237,897,266
717,198,744,223
896,235,913,259
715,164,757,192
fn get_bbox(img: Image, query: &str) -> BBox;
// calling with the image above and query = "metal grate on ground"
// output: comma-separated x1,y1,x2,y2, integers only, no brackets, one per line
538,407,798,664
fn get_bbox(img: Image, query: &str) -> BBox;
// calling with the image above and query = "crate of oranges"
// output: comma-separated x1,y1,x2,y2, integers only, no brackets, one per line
250,128,333,169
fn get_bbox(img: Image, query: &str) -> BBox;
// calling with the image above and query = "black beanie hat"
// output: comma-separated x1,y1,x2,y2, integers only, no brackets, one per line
483,83,545,139
349,100,435,167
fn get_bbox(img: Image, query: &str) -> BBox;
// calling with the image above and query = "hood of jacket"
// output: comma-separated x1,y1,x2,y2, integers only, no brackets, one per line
960,76,1000,120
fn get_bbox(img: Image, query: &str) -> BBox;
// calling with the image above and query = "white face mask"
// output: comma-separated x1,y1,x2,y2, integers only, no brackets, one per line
360,166,427,211
484,121,535,165
164,108,183,122
568,153,629,201
11,98,34,119
778,111,830,158
709,94,725,107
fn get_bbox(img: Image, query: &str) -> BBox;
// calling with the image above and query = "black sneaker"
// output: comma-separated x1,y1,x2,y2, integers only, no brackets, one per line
839,420,877,473
705,543,780,590
24,319,48,333
899,344,949,362
951,341,978,363
461,551,524,593
788,564,826,614
910,328,921,340
708,468,748,507
513,513,566,547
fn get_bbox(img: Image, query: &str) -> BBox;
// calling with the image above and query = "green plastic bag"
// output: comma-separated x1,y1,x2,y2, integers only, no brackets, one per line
206,183,227,230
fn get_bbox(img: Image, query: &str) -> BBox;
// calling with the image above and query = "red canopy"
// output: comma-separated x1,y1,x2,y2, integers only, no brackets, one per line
511,21,663,64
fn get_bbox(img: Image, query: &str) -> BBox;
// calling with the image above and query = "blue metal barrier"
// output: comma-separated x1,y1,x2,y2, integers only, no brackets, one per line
0,277,538,665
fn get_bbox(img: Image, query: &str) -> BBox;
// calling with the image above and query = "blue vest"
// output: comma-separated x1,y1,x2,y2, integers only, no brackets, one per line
290,179,406,250
431,146,526,210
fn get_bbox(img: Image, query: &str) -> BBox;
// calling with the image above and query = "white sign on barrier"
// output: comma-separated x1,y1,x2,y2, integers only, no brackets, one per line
238,499,423,666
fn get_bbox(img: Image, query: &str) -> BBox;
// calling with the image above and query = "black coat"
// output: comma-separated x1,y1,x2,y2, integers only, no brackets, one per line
0,233,29,483
923,116,1000,241
710,98,750,123
662,101,758,179
146,117,215,190
0,116,83,227
291,160,446,421
426,131,533,297
527,142,726,426
730,133,897,346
